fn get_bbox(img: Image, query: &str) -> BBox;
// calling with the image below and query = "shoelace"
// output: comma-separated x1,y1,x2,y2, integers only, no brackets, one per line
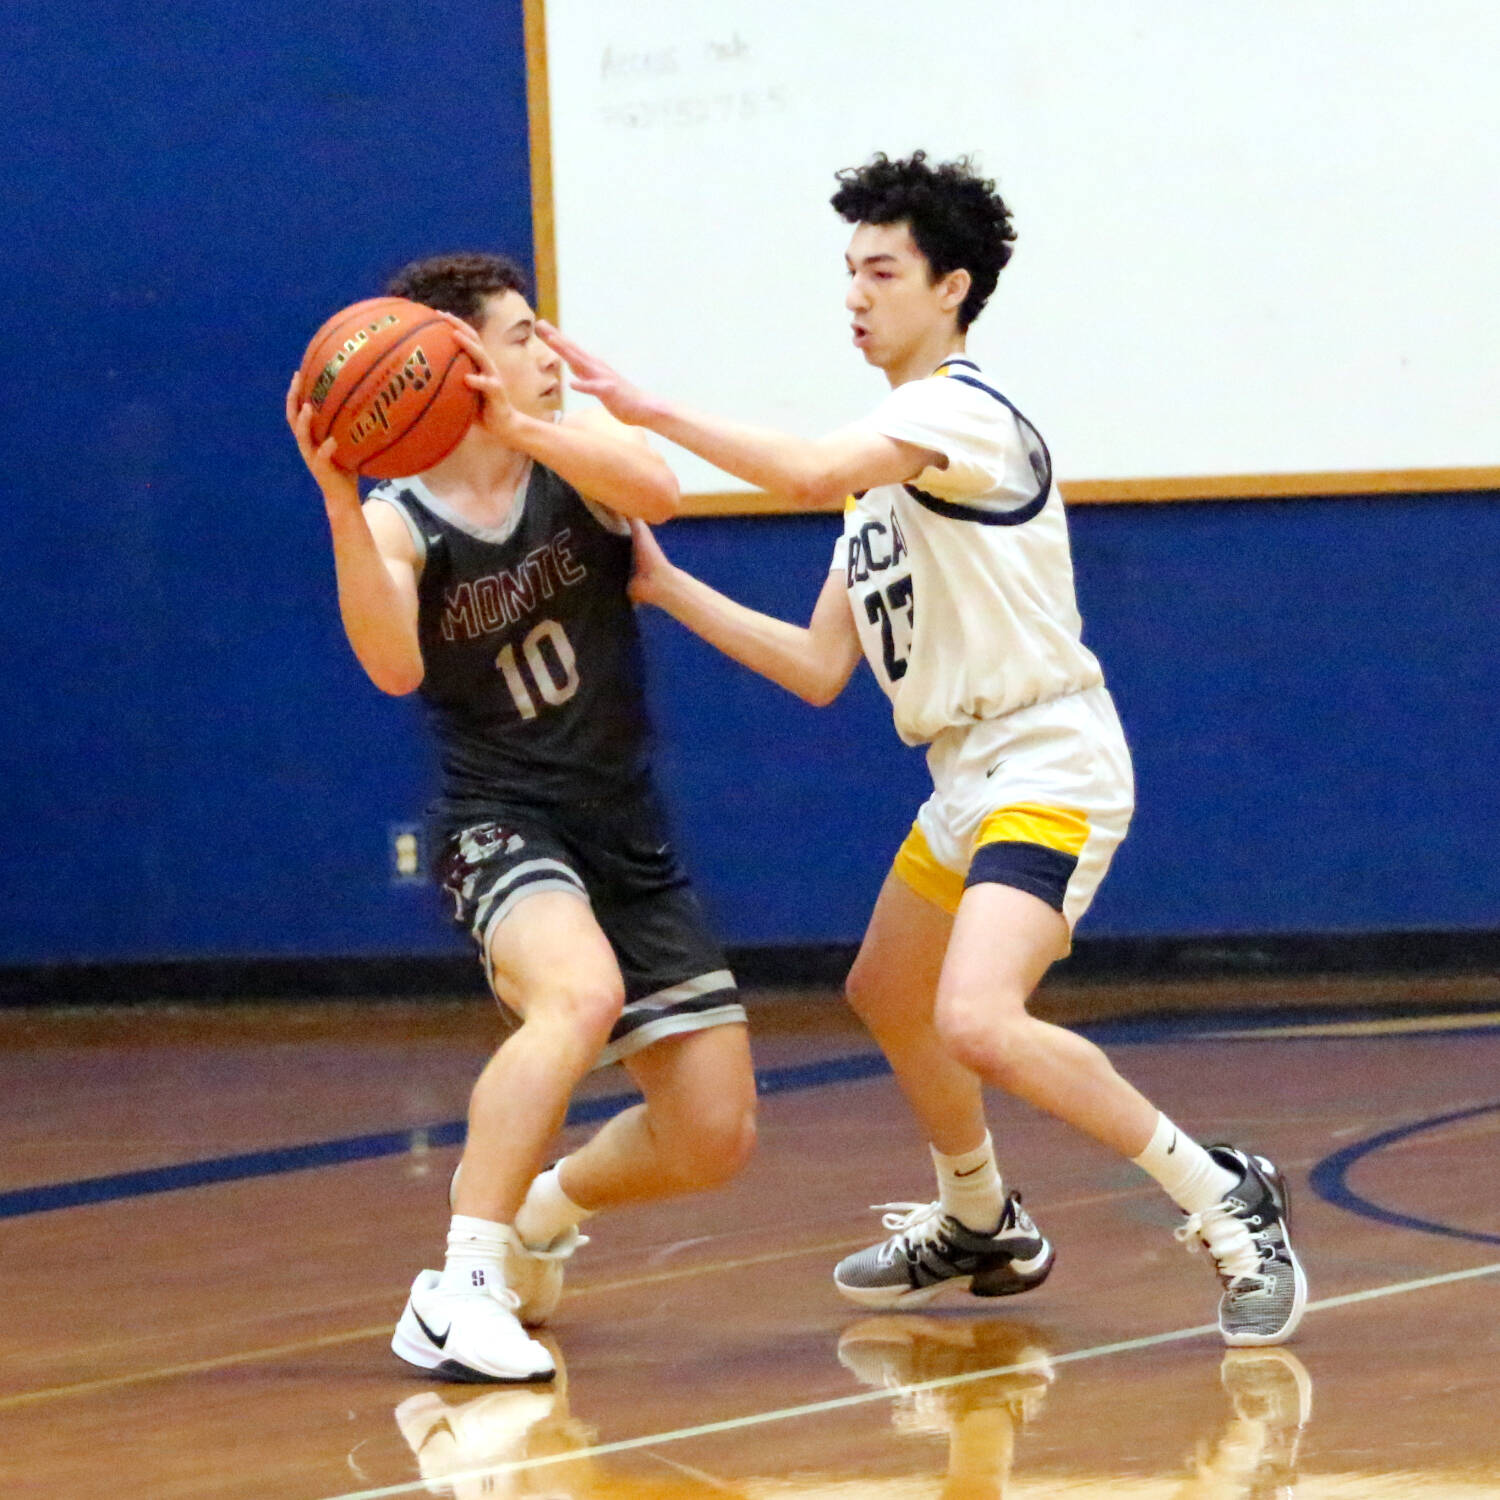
870,1201,949,1265
462,1281,524,1314
1222,1250,1277,1301
1174,1199,1270,1288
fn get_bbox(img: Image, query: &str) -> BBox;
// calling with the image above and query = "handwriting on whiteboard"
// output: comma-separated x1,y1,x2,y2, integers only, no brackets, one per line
599,86,787,131
596,32,786,131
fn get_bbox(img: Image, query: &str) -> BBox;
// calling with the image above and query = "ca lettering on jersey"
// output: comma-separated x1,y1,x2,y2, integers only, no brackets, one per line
440,530,588,642
848,506,916,683
845,508,909,586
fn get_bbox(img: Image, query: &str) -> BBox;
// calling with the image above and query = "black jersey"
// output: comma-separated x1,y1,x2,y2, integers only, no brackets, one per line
370,465,652,820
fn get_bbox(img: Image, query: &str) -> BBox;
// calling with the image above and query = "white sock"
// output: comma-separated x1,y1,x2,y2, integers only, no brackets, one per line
1132,1113,1238,1214
515,1161,593,1249
1133,1114,1258,1277
439,1214,509,1296
932,1132,1005,1233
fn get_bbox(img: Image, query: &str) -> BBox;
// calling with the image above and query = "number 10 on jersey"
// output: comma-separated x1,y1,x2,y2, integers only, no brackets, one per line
496,618,581,720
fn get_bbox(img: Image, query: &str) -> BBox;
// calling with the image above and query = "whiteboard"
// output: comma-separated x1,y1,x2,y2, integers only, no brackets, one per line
532,0,1500,500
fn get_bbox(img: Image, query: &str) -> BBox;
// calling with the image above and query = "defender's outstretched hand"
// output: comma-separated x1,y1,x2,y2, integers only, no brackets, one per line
285,371,360,509
538,322,661,426
628,518,675,607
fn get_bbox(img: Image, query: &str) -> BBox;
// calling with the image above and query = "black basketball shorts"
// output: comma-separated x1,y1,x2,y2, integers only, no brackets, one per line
436,790,744,1068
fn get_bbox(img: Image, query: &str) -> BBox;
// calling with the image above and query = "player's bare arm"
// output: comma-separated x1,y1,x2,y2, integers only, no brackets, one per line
286,372,424,696
547,405,680,523
540,322,941,509
629,520,861,706
443,315,679,524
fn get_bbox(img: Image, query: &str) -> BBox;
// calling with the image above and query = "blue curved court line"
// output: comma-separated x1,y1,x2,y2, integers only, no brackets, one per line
0,1051,893,1222
6,1010,1496,1225
1308,1101,1500,1247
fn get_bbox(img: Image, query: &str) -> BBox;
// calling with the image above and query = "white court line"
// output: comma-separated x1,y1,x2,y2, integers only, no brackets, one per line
321,1256,1500,1500
0,1186,1166,1415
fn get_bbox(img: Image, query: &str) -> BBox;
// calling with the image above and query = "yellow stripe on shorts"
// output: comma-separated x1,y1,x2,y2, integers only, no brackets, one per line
973,803,1091,858
892,824,967,915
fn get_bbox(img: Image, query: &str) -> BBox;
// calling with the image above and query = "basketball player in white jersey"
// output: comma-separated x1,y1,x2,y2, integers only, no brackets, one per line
539,153,1306,1346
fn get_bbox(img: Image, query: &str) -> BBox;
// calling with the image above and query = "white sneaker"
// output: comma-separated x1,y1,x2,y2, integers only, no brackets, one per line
392,1270,556,1384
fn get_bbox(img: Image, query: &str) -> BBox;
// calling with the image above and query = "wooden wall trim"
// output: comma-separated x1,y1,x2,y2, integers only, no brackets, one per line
522,0,558,323
679,467,1500,517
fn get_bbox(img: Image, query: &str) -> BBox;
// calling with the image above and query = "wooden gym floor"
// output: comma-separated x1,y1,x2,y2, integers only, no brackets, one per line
2,973,1499,1498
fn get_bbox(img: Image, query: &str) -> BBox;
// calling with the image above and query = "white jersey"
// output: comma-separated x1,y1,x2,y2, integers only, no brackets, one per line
831,357,1104,746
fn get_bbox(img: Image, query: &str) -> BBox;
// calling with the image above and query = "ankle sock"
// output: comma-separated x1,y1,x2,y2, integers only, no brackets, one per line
1133,1114,1258,1276
515,1161,593,1249
932,1132,1005,1233
440,1214,510,1296
1132,1113,1239,1215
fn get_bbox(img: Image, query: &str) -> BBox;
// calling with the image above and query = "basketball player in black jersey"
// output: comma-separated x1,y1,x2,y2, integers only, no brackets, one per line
286,253,756,1384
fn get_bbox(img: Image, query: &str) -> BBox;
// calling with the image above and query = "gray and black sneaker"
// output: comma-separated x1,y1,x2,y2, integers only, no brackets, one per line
1175,1145,1309,1347
834,1191,1054,1309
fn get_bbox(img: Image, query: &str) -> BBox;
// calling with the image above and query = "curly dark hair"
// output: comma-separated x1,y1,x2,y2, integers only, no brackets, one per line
830,152,1016,331
383,252,531,328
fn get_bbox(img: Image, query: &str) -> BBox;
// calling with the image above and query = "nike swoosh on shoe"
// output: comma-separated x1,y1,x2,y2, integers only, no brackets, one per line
414,1309,451,1350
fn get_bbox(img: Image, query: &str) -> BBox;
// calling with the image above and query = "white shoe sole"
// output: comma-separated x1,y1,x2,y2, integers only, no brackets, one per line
834,1244,1053,1311
833,1275,971,1310
1221,1255,1309,1347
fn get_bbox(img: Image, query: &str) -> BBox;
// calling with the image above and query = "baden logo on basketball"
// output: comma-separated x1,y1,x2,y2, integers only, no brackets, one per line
346,347,435,448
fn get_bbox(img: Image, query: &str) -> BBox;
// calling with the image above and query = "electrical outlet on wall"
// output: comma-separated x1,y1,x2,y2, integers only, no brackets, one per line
388,823,425,885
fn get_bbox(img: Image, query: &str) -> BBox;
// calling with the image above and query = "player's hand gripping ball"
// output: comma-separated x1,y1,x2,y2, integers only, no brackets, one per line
297,297,481,478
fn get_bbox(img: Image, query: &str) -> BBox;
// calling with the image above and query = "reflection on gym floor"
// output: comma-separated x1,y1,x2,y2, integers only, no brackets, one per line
391,1321,1314,1499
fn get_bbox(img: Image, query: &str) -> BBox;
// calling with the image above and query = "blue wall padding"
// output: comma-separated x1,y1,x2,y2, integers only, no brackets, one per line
3,1,1496,964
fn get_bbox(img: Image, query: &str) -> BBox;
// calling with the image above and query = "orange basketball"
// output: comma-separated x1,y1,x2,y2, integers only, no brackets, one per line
297,297,481,478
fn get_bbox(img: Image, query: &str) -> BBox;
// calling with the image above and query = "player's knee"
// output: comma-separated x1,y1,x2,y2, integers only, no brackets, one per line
715,1098,759,1179
657,1092,757,1190
935,995,1034,1086
513,975,625,1054
844,966,871,1018
844,961,895,1029
566,981,626,1051
692,1100,758,1187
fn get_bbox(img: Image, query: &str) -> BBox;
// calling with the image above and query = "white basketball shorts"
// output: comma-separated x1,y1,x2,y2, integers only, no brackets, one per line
892,684,1135,931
